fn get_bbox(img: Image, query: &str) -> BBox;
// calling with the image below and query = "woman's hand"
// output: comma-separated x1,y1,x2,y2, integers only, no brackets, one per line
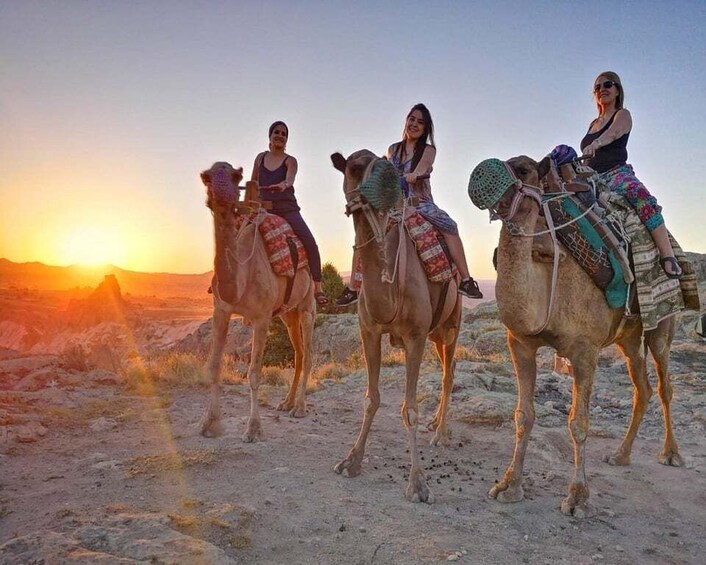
403,172,417,184
582,140,600,158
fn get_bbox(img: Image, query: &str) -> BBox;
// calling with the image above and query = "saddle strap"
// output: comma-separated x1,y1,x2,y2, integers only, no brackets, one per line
429,278,457,333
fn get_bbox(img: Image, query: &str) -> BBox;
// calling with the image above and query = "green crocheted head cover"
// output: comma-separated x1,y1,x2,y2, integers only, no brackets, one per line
359,159,401,212
468,158,517,210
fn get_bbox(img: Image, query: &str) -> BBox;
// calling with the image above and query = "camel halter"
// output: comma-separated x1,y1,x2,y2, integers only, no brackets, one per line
486,162,564,336
344,157,407,325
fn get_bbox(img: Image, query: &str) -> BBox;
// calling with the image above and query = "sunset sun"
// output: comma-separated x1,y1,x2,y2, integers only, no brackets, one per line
62,227,127,267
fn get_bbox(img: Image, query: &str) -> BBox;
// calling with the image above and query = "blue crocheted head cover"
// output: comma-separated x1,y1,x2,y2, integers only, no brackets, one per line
550,144,578,166
359,159,402,212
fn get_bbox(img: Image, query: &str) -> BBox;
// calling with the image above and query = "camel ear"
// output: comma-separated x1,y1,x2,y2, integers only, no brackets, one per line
231,167,243,184
537,156,551,180
200,171,211,185
331,152,347,173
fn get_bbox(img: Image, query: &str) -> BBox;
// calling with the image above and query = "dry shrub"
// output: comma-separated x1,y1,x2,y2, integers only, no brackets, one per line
381,349,405,367
260,366,289,387
312,362,349,383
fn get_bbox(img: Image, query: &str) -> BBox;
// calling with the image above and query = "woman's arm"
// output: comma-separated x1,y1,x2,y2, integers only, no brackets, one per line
404,145,436,183
282,155,298,191
583,109,633,157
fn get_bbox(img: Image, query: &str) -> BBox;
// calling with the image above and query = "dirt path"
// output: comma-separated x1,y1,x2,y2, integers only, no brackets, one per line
2,369,706,564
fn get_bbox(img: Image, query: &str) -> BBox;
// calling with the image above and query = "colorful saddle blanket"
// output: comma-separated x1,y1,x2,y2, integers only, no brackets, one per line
233,211,308,278
545,195,628,308
350,210,456,290
403,210,456,283
602,192,700,331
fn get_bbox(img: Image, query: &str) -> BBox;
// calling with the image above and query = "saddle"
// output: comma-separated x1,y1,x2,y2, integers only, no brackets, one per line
539,160,632,309
233,181,309,278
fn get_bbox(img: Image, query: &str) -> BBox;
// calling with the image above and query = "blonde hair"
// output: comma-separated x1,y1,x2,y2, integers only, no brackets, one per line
594,71,624,114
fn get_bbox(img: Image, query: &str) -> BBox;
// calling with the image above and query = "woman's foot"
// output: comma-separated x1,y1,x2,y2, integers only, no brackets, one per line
660,257,683,279
335,287,358,306
315,292,329,305
459,277,483,299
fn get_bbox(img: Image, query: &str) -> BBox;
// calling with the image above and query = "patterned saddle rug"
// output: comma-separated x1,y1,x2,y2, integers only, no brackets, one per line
351,209,456,290
402,209,456,283
233,210,308,278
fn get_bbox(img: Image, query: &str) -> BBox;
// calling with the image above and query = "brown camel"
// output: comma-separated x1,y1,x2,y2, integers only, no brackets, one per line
200,161,316,442
331,150,462,503
469,155,681,517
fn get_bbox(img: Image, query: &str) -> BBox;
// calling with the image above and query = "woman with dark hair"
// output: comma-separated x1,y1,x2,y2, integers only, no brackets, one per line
581,71,682,278
251,121,328,304
336,104,483,306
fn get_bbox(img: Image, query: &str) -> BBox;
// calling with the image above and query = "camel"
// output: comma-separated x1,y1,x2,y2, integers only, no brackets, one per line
468,155,681,517
200,161,316,442
331,150,462,503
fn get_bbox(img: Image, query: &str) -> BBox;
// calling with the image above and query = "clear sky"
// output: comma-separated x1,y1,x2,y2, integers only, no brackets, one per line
2,1,705,278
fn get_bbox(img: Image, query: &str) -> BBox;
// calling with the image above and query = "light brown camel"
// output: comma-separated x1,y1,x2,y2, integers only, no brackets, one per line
200,161,316,441
331,150,462,503
469,155,681,517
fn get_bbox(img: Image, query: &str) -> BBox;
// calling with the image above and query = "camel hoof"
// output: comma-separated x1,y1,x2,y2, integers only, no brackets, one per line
276,400,294,412
200,418,224,438
242,420,263,443
603,452,630,466
405,475,434,504
658,451,684,467
488,482,524,503
334,457,361,477
560,498,595,518
429,429,450,447
289,405,307,418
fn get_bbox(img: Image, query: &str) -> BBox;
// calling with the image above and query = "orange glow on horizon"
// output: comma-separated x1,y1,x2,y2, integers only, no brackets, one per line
55,227,129,268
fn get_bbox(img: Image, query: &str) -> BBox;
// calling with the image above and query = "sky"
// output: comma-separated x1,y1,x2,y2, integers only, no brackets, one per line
2,0,705,279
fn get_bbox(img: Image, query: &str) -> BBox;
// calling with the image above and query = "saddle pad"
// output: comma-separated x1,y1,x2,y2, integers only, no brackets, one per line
233,211,308,277
546,196,628,309
604,192,700,330
403,211,456,283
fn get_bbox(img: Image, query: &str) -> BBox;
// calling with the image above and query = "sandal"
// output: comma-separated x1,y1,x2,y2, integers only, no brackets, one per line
458,277,483,299
315,291,329,305
660,257,683,279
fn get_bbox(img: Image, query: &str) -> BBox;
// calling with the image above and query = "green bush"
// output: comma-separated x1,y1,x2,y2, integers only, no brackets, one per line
320,262,347,313
263,318,295,367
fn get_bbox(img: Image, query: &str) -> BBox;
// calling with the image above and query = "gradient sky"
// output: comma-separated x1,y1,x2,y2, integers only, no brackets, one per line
2,1,705,278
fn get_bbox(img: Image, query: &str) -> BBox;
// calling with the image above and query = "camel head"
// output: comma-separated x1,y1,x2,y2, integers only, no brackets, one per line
330,150,401,214
201,161,244,211
468,155,551,219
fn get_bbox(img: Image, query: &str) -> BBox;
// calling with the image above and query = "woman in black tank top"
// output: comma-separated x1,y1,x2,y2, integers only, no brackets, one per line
580,71,682,279
251,121,328,304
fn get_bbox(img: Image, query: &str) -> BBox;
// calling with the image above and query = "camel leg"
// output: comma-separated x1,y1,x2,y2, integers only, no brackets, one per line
645,325,682,466
489,334,537,503
242,318,268,443
402,335,434,503
278,310,307,417
428,336,456,446
561,347,598,518
334,328,381,478
605,333,652,466
201,307,231,438
290,305,315,418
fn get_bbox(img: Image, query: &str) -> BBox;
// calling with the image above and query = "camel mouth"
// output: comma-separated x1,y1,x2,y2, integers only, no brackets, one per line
202,162,242,206
468,158,518,210
357,159,402,213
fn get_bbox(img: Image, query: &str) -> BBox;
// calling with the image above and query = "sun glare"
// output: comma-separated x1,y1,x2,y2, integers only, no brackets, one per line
62,227,127,267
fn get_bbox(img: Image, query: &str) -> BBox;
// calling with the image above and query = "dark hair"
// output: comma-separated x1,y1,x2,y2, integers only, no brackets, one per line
396,103,435,171
268,121,289,138
594,71,625,113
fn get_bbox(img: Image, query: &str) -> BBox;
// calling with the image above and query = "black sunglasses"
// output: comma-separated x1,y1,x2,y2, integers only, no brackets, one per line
594,80,619,92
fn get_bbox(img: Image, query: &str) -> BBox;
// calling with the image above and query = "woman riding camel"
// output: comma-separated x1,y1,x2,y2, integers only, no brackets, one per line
336,103,483,306
581,71,682,278
252,121,328,304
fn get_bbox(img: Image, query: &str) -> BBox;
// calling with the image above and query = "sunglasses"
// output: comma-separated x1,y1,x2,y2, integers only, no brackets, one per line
594,80,619,92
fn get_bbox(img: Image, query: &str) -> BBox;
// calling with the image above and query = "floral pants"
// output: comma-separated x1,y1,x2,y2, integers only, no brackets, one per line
599,164,664,232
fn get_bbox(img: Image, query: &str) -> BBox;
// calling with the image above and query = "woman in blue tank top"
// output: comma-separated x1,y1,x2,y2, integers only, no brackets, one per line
251,121,328,304
580,71,682,278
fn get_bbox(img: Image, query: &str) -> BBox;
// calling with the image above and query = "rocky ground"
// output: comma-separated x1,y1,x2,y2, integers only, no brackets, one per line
1,298,705,564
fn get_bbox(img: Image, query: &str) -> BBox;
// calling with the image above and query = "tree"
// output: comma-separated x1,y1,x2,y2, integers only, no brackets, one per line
320,262,347,313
